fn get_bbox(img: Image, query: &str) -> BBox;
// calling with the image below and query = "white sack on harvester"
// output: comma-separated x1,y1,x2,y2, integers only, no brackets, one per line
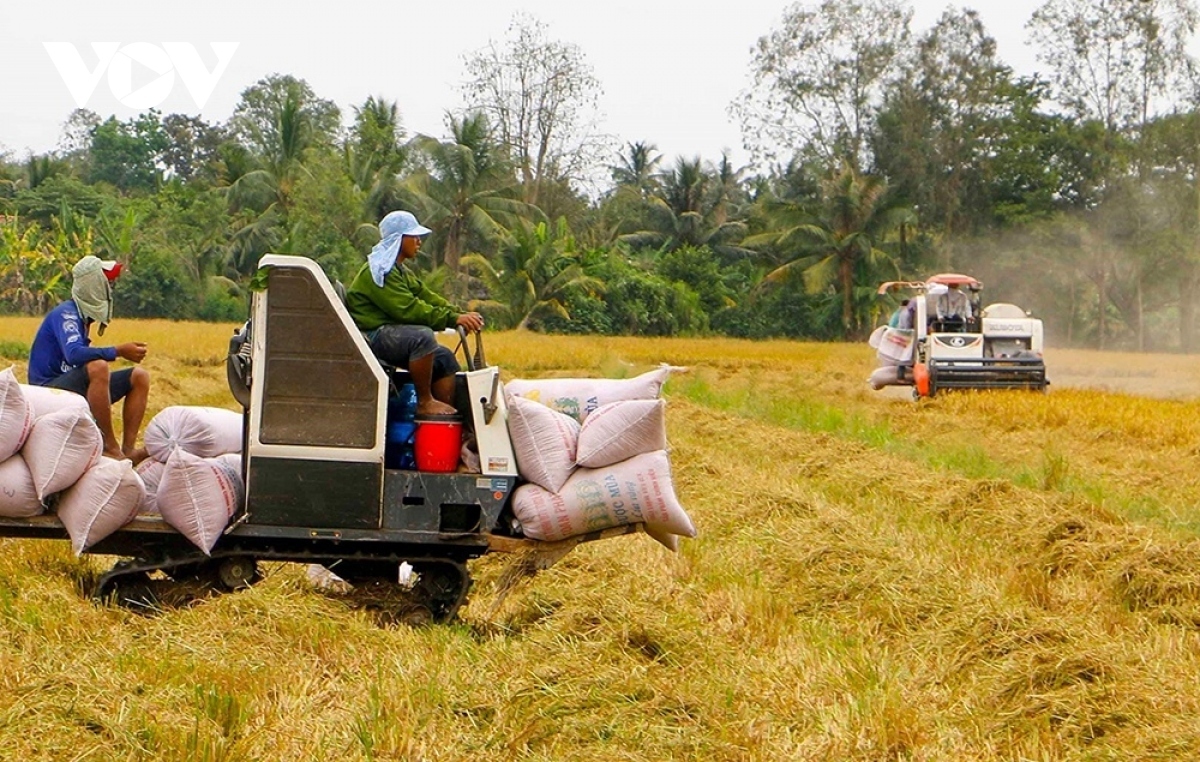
506,395,580,492
504,365,681,423
144,406,243,462
21,406,103,501
135,457,165,515
56,456,145,555
0,453,44,518
575,398,667,469
512,450,696,543
19,383,90,420
156,448,244,554
0,368,34,461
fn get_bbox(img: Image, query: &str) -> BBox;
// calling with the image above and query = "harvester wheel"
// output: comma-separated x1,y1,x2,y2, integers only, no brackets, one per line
399,605,435,628
217,557,260,590
97,572,159,612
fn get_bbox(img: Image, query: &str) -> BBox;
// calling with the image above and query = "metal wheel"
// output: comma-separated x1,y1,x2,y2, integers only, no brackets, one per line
410,561,472,622
399,605,435,628
97,571,159,611
217,557,260,590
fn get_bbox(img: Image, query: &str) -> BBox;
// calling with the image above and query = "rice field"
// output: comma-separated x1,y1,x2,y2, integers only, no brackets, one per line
2,317,1200,760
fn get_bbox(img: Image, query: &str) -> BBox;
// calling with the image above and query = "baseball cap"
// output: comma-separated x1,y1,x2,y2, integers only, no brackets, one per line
379,210,432,239
101,260,123,281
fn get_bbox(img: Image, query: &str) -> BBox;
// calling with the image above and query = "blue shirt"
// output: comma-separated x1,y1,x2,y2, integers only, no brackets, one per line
28,300,117,385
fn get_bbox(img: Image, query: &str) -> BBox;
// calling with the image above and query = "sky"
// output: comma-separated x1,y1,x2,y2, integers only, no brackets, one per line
0,0,1066,170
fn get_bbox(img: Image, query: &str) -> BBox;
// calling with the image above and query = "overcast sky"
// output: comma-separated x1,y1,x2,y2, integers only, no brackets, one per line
0,0,1107,170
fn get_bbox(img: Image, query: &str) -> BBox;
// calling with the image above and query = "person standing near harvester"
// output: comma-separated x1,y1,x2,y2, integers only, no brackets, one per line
345,210,484,418
28,255,150,462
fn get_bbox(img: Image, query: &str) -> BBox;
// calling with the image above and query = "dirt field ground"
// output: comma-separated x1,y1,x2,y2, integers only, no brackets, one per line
1046,348,1200,400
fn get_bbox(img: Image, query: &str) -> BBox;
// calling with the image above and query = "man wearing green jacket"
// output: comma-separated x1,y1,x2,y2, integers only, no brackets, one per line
346,210,484,418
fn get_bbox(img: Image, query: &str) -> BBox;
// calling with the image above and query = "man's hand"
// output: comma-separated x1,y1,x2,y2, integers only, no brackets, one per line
456,312,485,333
116,342,148,363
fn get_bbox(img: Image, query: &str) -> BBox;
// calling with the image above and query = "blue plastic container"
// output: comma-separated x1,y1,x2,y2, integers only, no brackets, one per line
387,382,418,423
385,420,417,470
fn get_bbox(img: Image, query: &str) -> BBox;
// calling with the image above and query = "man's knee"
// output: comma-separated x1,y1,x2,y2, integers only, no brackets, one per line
85,359,110,382
131,366,150,389
371,324,438,367
432,346,461,380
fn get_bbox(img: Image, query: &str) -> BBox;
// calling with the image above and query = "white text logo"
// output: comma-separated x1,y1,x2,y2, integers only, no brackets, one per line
43,42,239,110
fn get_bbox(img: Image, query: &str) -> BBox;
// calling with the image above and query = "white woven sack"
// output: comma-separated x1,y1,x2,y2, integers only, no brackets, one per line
20,383,89,419
506,395,580,492
512,449,696,542
644,524,680,552
135,457,165,515
157,448,243,554
0,368,33,461
504,366,679,423
56,457,145,555
22,407,103,501
145,406,243,462
869,365,901,390
0,453,43,518
216,452,242,475
575,399,667,469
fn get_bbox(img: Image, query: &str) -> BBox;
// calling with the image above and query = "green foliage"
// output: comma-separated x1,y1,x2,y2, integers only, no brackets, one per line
0,339,29,359
542,249,707,336
655,245,735,314
196,277,249,322
285,151,368,282
712,280,842,339
0,216,83,314
15,175,108,224
117,247,198,318
87,111,170,192
464,218,601,330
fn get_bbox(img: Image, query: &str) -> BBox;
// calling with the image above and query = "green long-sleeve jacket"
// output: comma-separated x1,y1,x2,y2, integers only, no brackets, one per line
345,262,461,332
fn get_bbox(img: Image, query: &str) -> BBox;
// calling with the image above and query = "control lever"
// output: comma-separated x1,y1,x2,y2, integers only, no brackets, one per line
483,371,499,424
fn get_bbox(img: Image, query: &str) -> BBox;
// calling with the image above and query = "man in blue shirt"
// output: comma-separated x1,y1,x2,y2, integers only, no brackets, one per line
28,256,151,462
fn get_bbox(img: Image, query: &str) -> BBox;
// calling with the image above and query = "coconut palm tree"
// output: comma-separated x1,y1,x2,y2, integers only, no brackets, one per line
619,156,753,262
747,163,913,338
461,218,602,330
609,141,662,197
399,112,539,274
346,96,408,221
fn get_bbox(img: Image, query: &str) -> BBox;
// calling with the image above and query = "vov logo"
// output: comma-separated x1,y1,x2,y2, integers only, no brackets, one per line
43,42,239,110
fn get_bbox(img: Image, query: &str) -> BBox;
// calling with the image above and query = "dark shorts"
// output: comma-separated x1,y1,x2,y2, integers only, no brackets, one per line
365,325,460,381
45,366,136,402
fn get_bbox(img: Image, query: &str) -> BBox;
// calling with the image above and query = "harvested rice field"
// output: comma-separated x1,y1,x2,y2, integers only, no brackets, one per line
2,318,1200,760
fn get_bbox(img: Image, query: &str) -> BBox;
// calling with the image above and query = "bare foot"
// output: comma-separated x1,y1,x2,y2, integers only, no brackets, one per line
416,400,457,418
124,446,150,465
103,447,130,461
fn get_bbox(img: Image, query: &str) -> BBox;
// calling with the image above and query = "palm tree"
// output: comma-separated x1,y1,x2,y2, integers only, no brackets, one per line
462,218,602,330
748,163,913,338
346,96,408,220
400,112,538,274
619,156,753,262
609,141,662,197
226,87,315,216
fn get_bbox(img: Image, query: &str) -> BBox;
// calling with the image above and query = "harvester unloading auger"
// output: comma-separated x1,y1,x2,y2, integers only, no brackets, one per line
868,273,1048,398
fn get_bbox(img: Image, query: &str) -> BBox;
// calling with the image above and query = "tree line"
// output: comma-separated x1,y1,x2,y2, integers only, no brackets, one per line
2,1,1199,350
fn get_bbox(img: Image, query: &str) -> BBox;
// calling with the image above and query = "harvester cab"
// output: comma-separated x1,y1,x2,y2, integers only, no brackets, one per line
869,273,1048,398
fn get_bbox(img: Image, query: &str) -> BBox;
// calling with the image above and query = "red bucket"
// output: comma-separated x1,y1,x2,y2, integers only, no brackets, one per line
413,414,463,472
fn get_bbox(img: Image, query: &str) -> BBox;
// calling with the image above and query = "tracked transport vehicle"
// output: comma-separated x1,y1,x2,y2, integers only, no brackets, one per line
0,255,641,623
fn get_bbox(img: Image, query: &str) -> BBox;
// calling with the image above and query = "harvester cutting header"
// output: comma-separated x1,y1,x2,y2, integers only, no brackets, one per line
868,273,1048,398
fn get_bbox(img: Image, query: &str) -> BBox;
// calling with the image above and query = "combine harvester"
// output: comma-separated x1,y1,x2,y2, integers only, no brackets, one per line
869,273,1048,398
